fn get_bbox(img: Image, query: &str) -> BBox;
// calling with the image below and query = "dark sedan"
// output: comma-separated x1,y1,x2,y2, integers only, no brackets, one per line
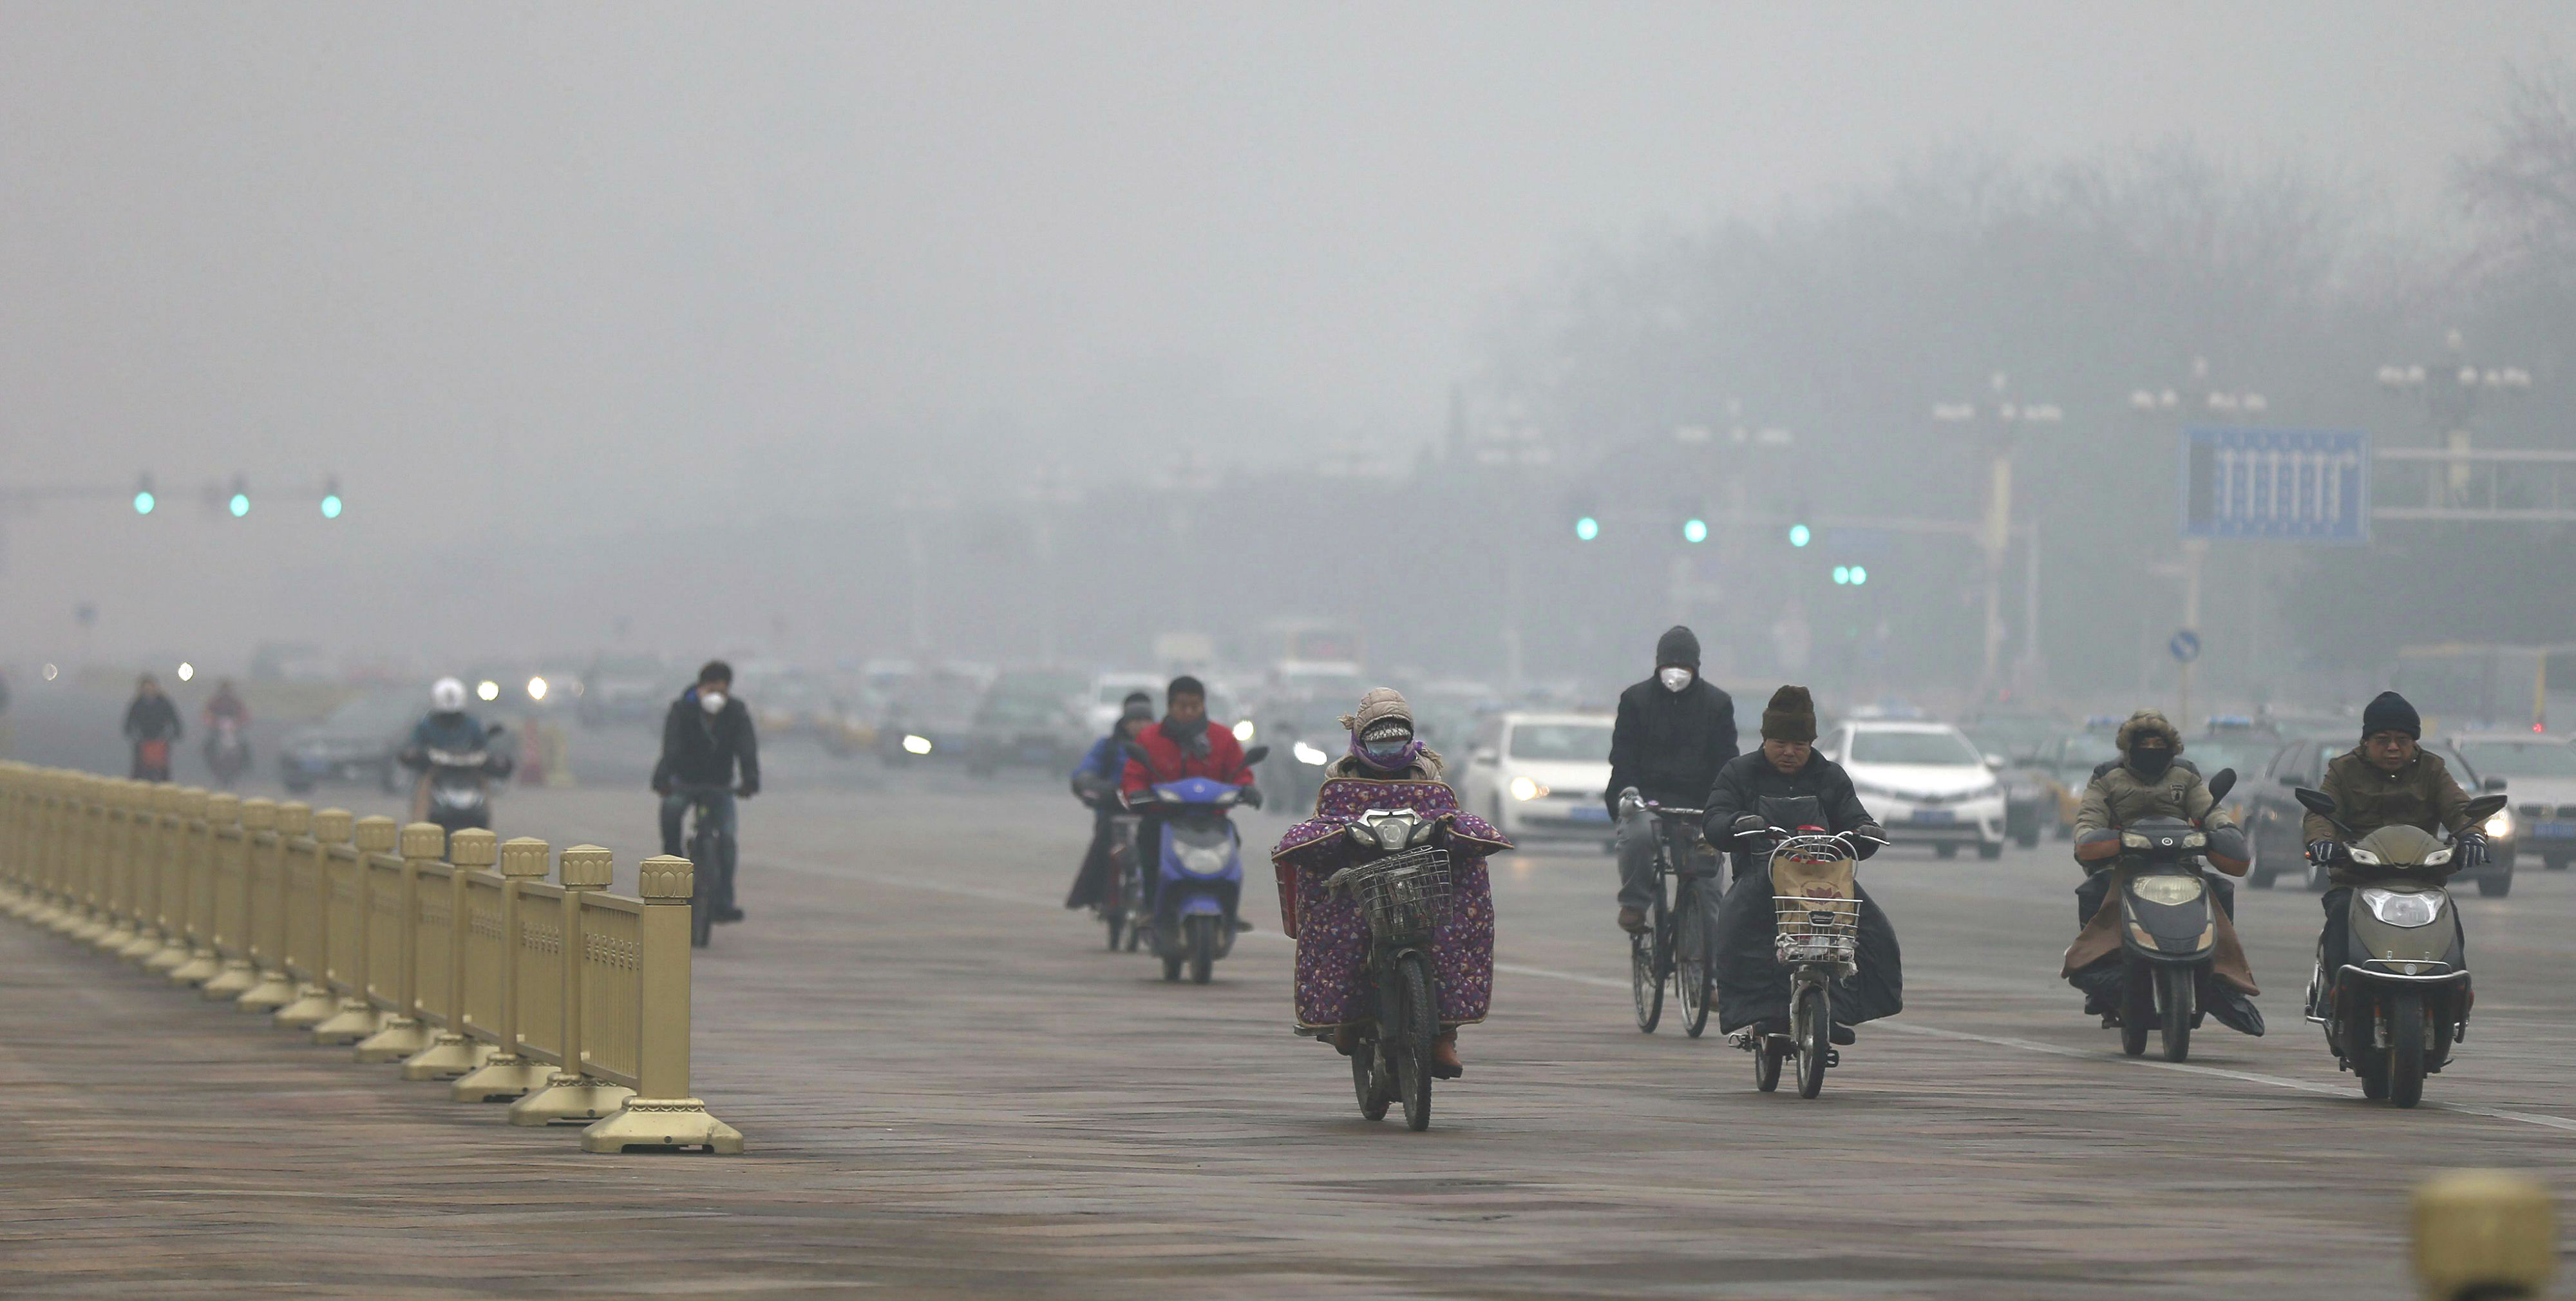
279,691,418,795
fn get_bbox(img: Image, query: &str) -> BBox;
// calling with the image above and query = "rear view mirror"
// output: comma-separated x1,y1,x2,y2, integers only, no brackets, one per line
2204,768,2236,804
2483,775,2509,792
2293,787,2339,819
1242,745,1270,766
2463,793,2509,822
2279,774,2303,789
1472,747,1499,765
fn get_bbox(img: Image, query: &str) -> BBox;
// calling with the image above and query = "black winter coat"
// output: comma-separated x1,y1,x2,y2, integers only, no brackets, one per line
1698,750,1878,849
1601,678,1738,815
652,691,761,792
124,694,182,744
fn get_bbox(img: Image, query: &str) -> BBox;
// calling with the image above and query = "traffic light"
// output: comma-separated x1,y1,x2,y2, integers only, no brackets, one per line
227,474,250,518
132,473,155,516
1566,489,1601,541
1788,522,1811,547
1575,515,1599,541
1674,494,1708,544
320,475,343,520
1681,517,1708,544
1832,565,1870,586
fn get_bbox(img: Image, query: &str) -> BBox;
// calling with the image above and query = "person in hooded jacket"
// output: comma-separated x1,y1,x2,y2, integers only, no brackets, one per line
1065,691,1157,909
652,660,760,923
2060,708,2262,1034
1607,625,1738,933
1700,685,1898,1044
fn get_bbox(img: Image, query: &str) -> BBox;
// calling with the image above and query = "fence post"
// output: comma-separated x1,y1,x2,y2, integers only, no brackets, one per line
313,815,397,1044
90,780,137,951
236,801,306,1012
167,793,235,985
355,822,443,1062
2414,1170,2556,1300
144,788,207,973
52,774,100,937
582,855,740,1154
200,796,272,999
510,844,633,1125
404,827,498,1079
455,837,555,1102
275,808,352,1028
114,784,169,961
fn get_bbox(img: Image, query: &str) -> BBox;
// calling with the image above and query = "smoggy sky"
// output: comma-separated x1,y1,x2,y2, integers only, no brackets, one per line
5,2,2572,661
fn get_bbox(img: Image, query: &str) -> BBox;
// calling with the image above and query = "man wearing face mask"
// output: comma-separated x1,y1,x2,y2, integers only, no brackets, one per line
1122,675,1259,931
1606,626,1738,933
652,660,760,924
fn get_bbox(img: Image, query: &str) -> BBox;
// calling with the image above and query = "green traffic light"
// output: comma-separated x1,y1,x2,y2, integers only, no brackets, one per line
228,493,249,518
1681,518,1707,544
1850,565,1868,585
1574,516,1599,541
320,494,343,519
133,491,155,515
1788,524,1811,547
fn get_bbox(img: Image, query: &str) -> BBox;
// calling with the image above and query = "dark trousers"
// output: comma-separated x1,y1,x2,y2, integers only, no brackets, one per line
1067,812,1119,909
659,791,739,912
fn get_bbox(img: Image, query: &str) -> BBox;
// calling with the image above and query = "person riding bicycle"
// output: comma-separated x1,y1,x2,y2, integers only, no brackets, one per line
1701,685,1896,1046
2061,708,2260,1033
2299,691,2481,1015
1065,691,1156,910
1121,675,1258,931
122,673,182,782
1271,687,1510,1078
1607,626,1738,934
652,661,761,924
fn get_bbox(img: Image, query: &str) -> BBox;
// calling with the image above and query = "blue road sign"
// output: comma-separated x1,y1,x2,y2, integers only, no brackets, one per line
2170,630,2202,663
2181,428,2369,542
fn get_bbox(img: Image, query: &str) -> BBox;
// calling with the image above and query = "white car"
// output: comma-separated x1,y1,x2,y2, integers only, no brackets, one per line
2447,732,2573,869
1084,672,1167,734
1821,720,2007,859
1458,712,1616,842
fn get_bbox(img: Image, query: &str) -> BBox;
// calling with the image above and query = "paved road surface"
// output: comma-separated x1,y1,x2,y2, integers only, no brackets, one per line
4,759,2573,1299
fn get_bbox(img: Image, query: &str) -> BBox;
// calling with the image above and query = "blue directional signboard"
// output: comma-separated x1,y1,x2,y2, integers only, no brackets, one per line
2169,630,2201,664
2181,428,2369,543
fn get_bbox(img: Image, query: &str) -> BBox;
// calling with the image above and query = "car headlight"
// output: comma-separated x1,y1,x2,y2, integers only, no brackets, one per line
2485,809,2514,838
2128,875,2205,906
902,734,933,755
1293,741,1329,766
1233,719,1255,743
1509,776,1549,801
2359,887,2443,928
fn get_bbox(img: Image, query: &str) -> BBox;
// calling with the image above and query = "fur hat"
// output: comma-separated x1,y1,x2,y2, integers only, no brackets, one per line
1760,685,1817,744
2114,708,2184,754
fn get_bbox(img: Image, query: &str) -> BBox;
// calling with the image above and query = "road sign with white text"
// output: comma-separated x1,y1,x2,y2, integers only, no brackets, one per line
2181,428,2369,542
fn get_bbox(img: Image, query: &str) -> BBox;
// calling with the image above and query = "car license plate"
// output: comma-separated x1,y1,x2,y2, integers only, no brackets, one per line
2537,821,2576,840
1910,809,1956,825
1567,805,1610,824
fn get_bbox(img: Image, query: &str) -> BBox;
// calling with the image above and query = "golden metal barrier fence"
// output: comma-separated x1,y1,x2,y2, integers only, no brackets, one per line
0,761,738,1154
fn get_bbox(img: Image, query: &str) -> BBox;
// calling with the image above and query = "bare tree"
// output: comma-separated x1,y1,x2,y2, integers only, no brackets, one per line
2459,59,2576,278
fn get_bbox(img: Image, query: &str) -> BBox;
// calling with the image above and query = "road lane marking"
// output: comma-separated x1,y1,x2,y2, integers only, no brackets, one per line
768,851,2576,1133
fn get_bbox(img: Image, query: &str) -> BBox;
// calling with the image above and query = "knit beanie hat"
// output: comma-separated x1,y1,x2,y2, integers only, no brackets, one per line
1656,625,1701,670
1761,685,1818,744
2362,691,2421,740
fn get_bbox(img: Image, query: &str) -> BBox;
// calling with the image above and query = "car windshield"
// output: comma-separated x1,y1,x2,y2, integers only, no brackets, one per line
322,694,416,735
2184,739,2266,784
1850,730,1984,766
1510,723,1612,761
1095,680,1157,704
2454,741,2576,778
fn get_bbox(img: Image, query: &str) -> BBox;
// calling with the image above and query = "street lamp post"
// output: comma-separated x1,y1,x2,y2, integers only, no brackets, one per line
2378,328,2533,508
2128,357,2270,727
1933,372,2061,704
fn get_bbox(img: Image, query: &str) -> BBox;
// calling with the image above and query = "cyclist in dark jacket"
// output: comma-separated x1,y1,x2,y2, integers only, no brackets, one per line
1066,692,1156,909
1606,626,1738,931
652,660,760,923
123,674,184,781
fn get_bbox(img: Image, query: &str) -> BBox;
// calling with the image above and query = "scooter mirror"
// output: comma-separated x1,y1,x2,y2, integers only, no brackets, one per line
2204,768,2236,804
485,723,507,738
2483,775,2510,792
2293,786,2339,819
1242,745,1270,766
2279,773,2304,789
2463,792,2509,822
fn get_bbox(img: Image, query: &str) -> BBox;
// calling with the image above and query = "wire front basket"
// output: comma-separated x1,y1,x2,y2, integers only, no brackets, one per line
1334,847,1454,943
1769,834,1860,965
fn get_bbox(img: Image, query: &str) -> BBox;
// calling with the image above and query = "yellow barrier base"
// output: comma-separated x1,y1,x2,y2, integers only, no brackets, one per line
271,985,337,1029
167,948,221,985
310,1001,385,1045
510,1074,634,1126
200,960,258,1000
95,920,138,952
353,1016,431,1063
235,970,298,1013
451,1054,552,1103
399,1033,495,1081
115,928,164,962
580,1098,743,1155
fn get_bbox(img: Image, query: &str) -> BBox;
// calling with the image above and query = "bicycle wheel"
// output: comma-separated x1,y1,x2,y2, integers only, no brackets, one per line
1352,1042,1388,1121
1397,954,1435,1132
1795,984,1831,1098
1630,877,1668,1032
1676,884,1712,1039
1753,1036,1784,1092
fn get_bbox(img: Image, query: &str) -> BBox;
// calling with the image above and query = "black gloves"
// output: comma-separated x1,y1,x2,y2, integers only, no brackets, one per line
2306,839,2347,868
1729,813,1766,842
2454,831,2488,869
1846,823,1886,860
736,781,759,799
1236,785,1264,810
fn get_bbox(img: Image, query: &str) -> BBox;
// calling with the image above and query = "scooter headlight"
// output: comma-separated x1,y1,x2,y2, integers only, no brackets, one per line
2119,831,2150,850
2421,847,2454,867
2129,875,2204,906
1176,844,1230,877
2359,887,2443,929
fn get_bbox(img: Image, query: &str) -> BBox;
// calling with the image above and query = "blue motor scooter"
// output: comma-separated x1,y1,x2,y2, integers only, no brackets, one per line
1124,745,1267,983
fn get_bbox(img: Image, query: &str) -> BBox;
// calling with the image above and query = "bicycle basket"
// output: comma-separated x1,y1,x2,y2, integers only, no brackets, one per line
1770,834,1859,963
1335,848,1454,942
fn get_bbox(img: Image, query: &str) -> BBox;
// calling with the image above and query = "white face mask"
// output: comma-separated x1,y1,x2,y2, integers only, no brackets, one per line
1658,667,1693,693
698,690,727,715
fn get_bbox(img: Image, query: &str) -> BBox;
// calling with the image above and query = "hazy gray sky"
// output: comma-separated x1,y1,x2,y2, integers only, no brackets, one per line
5,2,2571,661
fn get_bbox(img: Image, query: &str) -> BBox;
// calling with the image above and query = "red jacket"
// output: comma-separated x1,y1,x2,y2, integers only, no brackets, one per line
1121,719,1255,795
